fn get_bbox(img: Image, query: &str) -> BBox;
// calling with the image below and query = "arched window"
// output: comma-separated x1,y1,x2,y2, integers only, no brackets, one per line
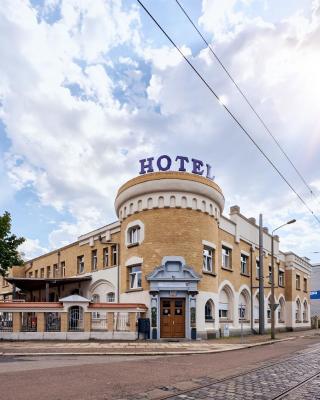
278,297,285,323
303,301,308,322
239,291,249,320
68,306,83,331
219,287,233,320
295,299,301,322
107,292,115,303
128,226,140,245
267,299,271,320
205,300,214,321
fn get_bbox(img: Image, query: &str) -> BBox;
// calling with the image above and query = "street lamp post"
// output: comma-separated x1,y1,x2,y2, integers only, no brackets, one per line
271,219,296,340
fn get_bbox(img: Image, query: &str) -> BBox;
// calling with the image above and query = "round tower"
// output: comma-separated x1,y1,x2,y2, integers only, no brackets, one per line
115,171,224,339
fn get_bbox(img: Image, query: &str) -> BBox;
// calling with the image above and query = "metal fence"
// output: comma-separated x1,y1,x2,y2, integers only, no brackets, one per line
68,306,83,331
91,312,108,331
0,312,13,332
114,312,130,331
21,312,37,332
45,312,61,332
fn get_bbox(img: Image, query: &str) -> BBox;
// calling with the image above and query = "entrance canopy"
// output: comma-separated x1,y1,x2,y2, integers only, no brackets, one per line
6,276,92,292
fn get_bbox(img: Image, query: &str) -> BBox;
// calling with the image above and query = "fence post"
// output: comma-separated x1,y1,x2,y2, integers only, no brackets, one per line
60,312,68,332
12,312,22,332
108,312,114,331
84,312,91,332
129,312,137,332
36,312,45,333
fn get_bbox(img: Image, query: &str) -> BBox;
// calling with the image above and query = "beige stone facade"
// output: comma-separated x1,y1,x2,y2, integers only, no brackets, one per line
0,171,311,339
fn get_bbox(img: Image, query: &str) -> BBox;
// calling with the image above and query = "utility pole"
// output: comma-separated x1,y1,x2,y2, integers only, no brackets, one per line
259,214,264,335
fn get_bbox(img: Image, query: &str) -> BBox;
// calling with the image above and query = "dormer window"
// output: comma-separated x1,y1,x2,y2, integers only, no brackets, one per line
128,226,140,246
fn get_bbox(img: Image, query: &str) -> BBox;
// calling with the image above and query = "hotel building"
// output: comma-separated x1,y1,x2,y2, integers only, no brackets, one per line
0,170,312,339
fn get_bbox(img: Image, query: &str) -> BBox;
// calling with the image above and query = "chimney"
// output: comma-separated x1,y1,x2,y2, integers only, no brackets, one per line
230,205,240,215
248,217,256,225
263,227,269,234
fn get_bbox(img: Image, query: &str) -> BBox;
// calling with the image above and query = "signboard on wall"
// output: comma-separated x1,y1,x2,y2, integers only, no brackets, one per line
310,291,320,299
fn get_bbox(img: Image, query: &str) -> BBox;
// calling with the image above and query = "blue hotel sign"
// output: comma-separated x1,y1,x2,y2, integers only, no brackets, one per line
139,155,215,181
310,291,320,300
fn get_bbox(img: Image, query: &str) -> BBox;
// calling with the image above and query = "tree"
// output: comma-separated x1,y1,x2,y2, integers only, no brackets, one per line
0,211,25,277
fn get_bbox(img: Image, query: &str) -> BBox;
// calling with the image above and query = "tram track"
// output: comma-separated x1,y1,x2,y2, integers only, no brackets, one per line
145,344,320,400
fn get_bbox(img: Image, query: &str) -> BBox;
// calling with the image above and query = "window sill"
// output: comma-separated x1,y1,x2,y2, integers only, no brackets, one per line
126,288,143,293
202,271,217,277
205,319,215,323
127,242,139,248
240,273,250,277
279,284,285,288
296,320,302,323
303,290,308,293
221,267,233,272
303,320,309,323
239,319,250,323
296,288,301,291
219,319,233,323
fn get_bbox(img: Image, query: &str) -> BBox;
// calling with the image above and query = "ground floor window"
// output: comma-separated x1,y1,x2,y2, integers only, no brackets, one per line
205,300,214,321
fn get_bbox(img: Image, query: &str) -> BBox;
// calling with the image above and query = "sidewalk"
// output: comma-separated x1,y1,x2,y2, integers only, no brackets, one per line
0,329,318,356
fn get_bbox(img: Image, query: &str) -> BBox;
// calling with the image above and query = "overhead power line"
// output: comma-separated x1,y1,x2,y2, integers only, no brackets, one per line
137,0,320,226
175,0,320,211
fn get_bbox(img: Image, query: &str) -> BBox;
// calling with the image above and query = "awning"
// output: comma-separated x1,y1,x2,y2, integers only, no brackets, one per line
6,276,92,292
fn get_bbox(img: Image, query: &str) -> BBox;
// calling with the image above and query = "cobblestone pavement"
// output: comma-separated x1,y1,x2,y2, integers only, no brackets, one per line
130,344,320,400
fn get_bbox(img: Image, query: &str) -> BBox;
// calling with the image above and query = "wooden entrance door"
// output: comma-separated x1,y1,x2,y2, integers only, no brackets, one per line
160,298,185,338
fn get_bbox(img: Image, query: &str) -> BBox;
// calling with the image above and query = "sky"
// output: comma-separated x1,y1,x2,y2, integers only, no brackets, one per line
1,0,320,262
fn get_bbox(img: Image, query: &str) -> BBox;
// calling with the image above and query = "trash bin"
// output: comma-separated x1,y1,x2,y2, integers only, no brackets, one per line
137,318,150,340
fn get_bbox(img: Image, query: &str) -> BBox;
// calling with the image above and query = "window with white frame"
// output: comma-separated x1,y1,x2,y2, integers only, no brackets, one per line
240,254,249,275
219,303,228,319
61,261,66,277
278,270,284,286
128,226,140,245
222,246,232,269
129,265,142,290
92,294,100,319
103,247,109,268
296,274,301,290
91,250,98,271
111,245,118,266
203,246,214,273
107,292,115,303
77,256,85,274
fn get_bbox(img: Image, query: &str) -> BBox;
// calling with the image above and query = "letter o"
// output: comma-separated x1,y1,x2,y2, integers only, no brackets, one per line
157,155,172,171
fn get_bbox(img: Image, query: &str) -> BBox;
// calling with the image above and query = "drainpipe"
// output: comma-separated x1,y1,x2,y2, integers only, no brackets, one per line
250,246,254,333
117,243,120,303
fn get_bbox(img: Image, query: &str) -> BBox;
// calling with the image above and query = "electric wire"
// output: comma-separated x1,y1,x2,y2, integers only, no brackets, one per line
137,0,320,226
175,0,320,212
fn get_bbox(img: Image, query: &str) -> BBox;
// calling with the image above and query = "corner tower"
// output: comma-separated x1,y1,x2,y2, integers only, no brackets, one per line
115,171,224,339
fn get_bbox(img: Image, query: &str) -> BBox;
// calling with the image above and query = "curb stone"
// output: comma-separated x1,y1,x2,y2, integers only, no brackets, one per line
0,337,296,357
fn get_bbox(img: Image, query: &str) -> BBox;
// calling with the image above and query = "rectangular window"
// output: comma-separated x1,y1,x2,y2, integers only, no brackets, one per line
267,304,271,320
128,226,140,245
103,247,109,268
40,268,44,278
29,272,33,278
304,277,307,292
35,270,38,278
268,265,272,283
239,305,246,319
111,245,118,266
222,246,232,269
77,256,85,274
219,303,229,319
46,266,51,278
278,270,284,287
129,265,142,289
91,250,98,271
296,274,301,290
240,254,249,275
53,264,59,278
203,246,214,273
61,261,66,277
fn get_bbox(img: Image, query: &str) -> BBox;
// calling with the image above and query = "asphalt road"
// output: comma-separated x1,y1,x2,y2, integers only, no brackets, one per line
0,335,319,400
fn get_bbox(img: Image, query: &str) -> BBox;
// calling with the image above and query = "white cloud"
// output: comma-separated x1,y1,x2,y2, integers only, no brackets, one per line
0,0,320,261
19,238,48,260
